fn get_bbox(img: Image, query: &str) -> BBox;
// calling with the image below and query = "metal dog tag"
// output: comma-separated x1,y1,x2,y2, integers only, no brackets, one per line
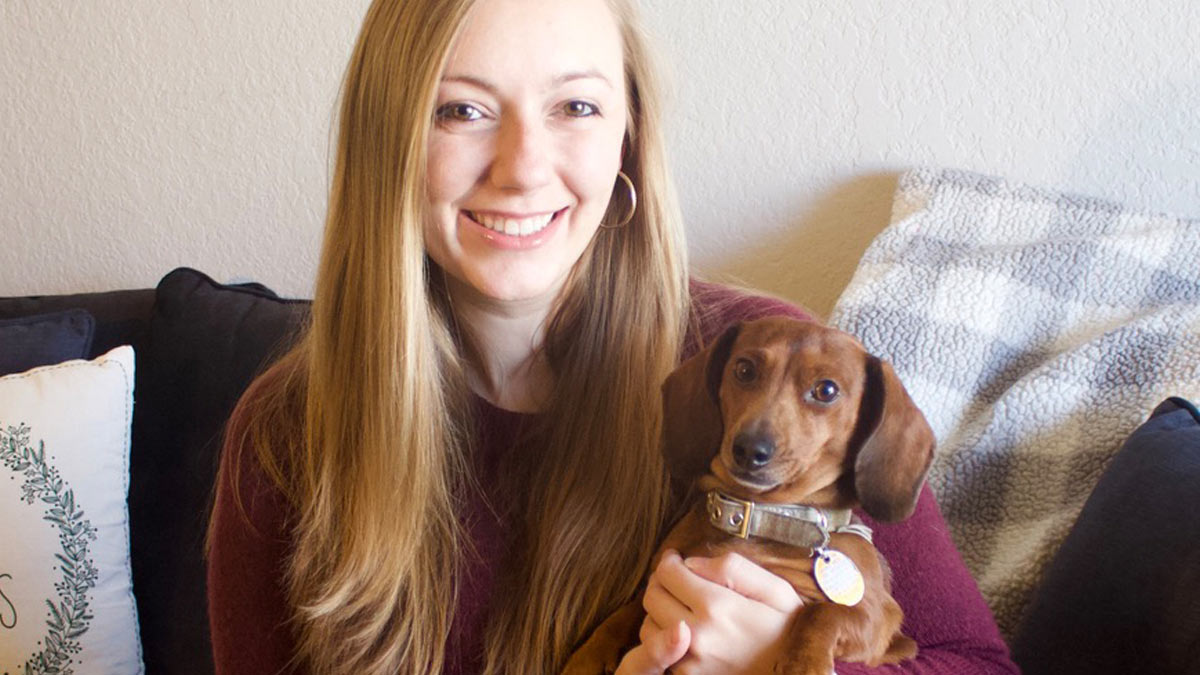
813,549,865,606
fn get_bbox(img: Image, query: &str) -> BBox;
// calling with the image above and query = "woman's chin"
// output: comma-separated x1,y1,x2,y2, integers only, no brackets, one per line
453,272,570,308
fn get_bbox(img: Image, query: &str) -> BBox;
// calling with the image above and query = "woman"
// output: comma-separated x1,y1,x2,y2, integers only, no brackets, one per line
206,0,1019,673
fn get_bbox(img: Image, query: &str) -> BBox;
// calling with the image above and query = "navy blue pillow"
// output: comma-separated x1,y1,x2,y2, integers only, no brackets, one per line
1013,397,1200,674
0,308,95,376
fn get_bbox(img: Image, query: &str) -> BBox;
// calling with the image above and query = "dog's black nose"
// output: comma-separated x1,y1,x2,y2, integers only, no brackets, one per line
732,432,775,470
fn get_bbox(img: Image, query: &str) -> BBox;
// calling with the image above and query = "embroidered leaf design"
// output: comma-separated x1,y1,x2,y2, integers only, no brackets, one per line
2,423,96,674
46,599,64,631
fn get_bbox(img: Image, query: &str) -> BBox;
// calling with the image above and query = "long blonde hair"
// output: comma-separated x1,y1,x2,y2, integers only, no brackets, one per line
237,0,689,672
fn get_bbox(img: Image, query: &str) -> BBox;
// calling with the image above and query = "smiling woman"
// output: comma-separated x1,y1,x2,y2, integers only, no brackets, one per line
424,0,629,307
204,0,1018,673
206,0,692,672
423,0,635,411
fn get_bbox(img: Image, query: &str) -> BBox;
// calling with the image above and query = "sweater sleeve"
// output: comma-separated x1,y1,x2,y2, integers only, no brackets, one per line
834,486,1019,674
206,384,303,675
690,282,1018,673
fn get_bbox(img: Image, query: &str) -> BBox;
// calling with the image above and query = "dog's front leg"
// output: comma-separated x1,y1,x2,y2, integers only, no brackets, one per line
776,602,859,675
561,599,645,675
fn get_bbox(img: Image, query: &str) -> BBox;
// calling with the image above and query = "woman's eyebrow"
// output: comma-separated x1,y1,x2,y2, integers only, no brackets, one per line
440,74,497,93
551,69,613,89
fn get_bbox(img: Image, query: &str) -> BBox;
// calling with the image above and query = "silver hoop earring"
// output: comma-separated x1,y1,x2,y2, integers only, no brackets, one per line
600,170,637,229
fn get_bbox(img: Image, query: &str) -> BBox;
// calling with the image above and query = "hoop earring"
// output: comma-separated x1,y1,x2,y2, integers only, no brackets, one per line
600,170,637,229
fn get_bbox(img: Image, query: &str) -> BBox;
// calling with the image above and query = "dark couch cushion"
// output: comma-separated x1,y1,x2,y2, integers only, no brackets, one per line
0,287,156,360
0,309,95,375
1013,397,1200,674
129,268,309,675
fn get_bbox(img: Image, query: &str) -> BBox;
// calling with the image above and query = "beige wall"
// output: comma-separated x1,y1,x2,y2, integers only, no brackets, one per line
4,1,1198,317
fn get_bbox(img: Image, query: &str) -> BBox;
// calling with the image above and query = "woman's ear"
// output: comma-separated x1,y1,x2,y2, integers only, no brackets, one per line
661,322,741,501
852,356,935,522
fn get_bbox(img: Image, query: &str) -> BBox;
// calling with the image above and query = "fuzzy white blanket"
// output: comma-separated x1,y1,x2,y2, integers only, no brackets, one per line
829,168,1200,639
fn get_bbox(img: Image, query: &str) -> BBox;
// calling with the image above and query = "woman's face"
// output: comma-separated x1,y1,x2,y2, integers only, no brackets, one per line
425,0,628,306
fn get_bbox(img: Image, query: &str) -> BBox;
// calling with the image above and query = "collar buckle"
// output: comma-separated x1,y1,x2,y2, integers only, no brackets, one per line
707,491,754,538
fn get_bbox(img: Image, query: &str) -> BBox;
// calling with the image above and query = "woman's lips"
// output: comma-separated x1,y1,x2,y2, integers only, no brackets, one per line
461,207,567,249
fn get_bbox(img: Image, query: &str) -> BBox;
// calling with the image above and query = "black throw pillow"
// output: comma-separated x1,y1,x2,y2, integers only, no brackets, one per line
0,309,95,375
128,267,309,675
1012,397,1200,675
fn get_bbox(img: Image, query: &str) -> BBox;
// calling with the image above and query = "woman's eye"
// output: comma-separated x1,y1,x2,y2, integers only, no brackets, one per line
435,102,484,123
733,358,757,384
562,100,598,117
811,380,840,403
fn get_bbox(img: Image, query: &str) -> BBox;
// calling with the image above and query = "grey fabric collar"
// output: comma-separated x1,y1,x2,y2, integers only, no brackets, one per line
705,490,872,549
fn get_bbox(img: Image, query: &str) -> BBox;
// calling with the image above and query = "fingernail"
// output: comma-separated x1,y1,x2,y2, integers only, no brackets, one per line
670,621,686,645
683,557,700,570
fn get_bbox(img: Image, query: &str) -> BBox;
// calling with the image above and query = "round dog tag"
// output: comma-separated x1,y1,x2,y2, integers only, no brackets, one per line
814,549,865,606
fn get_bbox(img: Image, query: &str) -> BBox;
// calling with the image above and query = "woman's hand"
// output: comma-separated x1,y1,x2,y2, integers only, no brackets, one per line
613,618,690,675
633,549,805,675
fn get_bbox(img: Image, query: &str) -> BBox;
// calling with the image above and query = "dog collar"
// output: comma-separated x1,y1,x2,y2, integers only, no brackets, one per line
705,490,871,550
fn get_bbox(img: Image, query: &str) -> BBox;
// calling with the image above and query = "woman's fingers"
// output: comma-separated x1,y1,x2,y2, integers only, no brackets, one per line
614,620,690,675
644,549,709,614
682,552,803,613
638,614,662,645
630,550,804,673
643,553,696,627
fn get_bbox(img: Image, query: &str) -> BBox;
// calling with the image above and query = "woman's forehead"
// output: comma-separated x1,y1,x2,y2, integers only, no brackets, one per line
443,0,625,92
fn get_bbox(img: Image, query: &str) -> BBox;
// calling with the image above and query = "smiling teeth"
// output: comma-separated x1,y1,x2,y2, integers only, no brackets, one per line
470,211,555,236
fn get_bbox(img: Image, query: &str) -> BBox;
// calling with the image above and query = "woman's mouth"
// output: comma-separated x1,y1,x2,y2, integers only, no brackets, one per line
465,208,564,237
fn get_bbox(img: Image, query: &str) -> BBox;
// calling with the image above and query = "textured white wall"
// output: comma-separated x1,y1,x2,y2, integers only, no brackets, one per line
4,1,1199,316
1,0,369,299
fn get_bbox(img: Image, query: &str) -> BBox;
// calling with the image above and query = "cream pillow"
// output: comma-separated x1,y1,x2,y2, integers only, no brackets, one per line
1,346,143,673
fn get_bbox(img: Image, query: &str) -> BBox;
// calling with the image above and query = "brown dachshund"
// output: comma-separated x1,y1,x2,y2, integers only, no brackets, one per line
564,316,935,675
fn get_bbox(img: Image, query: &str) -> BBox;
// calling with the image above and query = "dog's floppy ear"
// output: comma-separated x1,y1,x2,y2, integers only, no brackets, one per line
661,322,741,500
851,356,935,522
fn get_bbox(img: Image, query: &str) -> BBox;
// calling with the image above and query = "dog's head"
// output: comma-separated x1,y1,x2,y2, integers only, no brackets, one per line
662,317,934,522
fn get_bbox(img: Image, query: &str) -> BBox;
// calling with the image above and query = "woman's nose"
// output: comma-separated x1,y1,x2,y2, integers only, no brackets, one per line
488,116,552,191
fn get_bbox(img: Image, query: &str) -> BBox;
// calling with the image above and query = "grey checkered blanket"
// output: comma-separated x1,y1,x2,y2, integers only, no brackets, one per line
829,168,1200,639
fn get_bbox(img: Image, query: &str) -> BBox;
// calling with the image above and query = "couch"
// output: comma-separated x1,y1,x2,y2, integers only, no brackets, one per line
1,267,309,674
2,169,1199,674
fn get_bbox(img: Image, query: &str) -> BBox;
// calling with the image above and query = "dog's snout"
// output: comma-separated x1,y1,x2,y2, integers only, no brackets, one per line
732,432,775,470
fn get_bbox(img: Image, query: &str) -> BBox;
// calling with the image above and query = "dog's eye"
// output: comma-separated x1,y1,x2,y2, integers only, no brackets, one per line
733,358,757,383
811,379,840,403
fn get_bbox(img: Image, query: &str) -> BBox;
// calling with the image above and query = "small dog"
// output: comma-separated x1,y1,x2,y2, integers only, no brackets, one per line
565,317,935,675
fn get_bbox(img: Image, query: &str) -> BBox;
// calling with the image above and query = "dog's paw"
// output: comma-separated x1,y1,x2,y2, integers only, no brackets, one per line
881,632,918,663
774,651,837,675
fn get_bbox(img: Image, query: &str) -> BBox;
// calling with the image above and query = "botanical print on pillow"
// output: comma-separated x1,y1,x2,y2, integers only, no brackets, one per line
2,423,99,674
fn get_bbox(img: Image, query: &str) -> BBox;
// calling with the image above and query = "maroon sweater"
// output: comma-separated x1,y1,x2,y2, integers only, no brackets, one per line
207,282,1018,674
